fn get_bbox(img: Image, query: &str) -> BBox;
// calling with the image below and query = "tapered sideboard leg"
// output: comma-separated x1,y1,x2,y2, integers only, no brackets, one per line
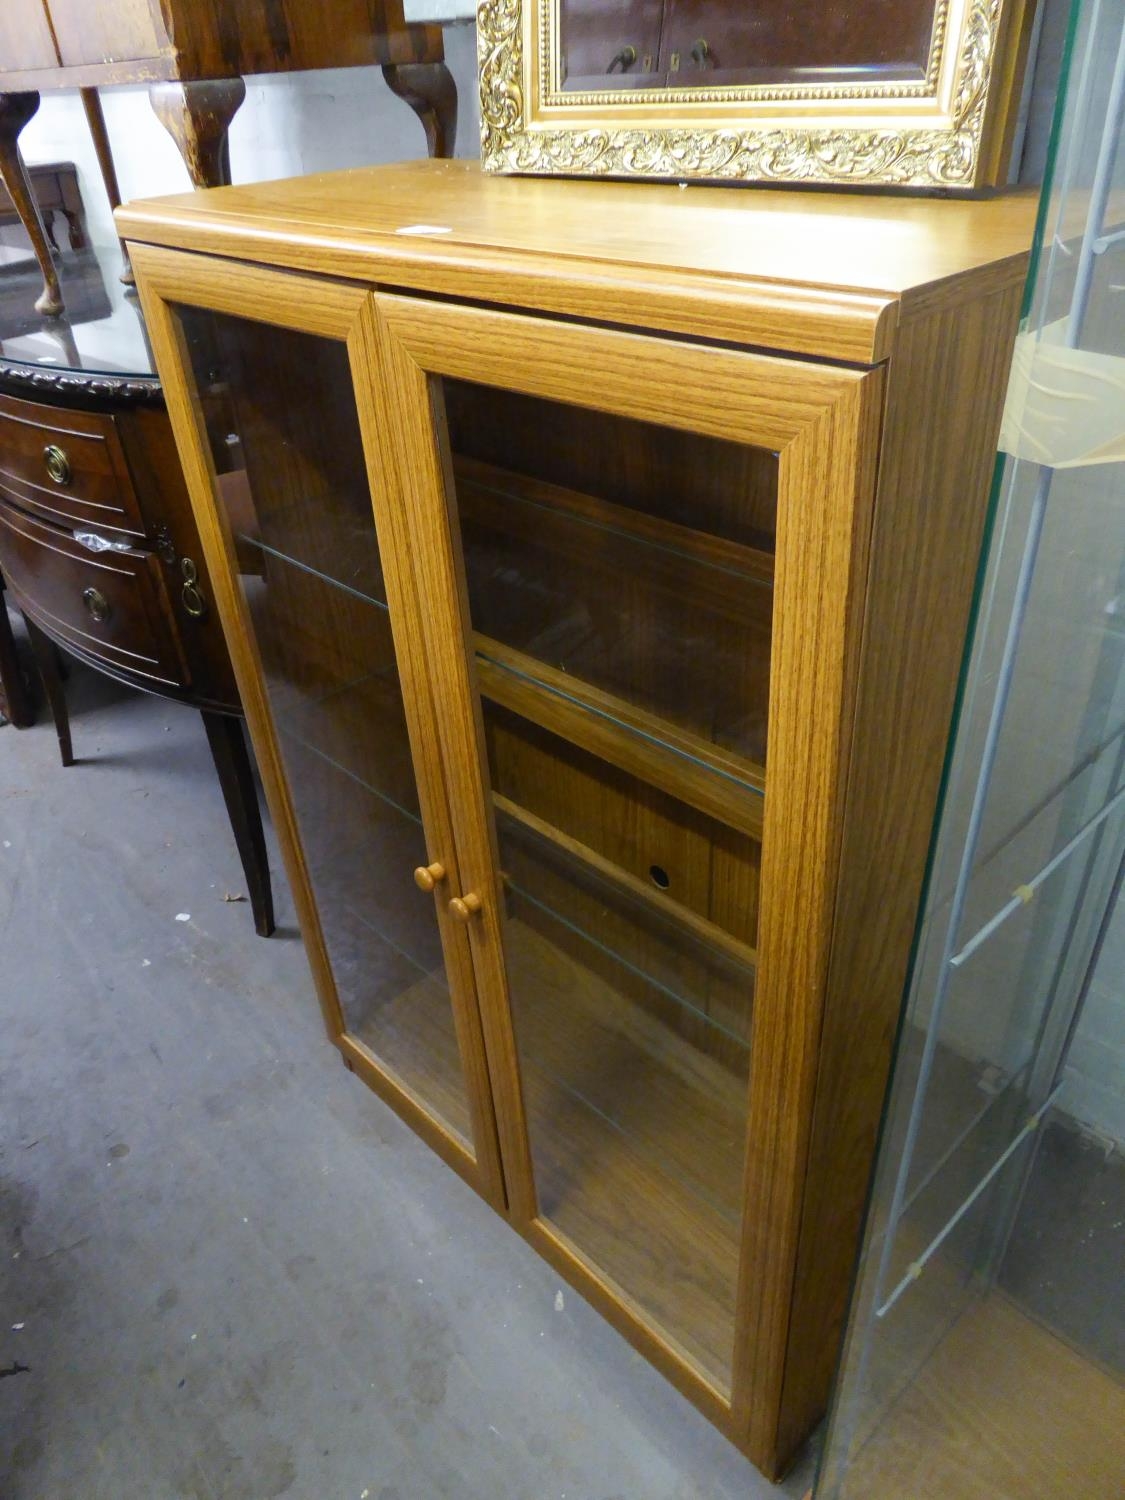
200,709,275,939
382,62,458,159
149,78,248,189
0,584,33,729
22,615,73,766
0,91,62,316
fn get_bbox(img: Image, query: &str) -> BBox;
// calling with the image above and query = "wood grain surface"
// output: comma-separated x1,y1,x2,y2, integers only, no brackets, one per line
119,161,1037,363
733,363,885,1476
838,1294,1125,1500
125,182,1035,1480
771,280,1026,1472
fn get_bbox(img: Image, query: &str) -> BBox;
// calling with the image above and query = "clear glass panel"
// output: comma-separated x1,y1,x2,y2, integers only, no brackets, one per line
819,1,1125,1492
444,381,775,1394
448,380,775,776
178,309,474,1151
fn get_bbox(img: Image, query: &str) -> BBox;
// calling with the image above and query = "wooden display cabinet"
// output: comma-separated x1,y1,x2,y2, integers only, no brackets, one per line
120,162,1034,1478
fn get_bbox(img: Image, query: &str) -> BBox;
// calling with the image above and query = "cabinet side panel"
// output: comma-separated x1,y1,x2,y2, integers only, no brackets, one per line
775,278,1026,1467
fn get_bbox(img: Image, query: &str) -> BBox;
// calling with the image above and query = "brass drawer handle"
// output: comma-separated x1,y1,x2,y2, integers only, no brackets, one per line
414,862,446,892
82,586,111,623
180,556,206,619
449,893,482,922
44,443,72,486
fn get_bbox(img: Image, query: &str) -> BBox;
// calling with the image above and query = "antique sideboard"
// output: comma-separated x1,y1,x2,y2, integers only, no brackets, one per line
0,244,273,936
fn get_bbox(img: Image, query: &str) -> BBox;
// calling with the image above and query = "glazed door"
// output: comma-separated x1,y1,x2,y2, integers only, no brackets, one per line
131,248,504,1206
369,293,883,1424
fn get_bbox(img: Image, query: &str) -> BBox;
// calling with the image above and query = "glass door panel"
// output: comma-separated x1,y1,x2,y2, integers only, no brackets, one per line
448,381,775,778
177,308,475,1152
443,380,775,1393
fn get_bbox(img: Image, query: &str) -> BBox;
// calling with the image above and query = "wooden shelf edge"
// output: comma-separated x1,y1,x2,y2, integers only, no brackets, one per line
494,791,759,975
475,635,766,841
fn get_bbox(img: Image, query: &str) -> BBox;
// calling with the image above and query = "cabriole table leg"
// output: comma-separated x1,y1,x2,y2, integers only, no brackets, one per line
0,92,62,316
382,62,458,159
149,78,247,190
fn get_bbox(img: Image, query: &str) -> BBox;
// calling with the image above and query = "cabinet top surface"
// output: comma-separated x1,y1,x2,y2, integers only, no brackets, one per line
118,160,1037,362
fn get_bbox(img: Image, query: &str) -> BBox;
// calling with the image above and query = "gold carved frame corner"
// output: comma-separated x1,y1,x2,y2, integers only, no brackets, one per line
478,0,1034,189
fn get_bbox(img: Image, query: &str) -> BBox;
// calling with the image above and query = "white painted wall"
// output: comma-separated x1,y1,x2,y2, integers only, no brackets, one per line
13,20,479,251
404,1,477,18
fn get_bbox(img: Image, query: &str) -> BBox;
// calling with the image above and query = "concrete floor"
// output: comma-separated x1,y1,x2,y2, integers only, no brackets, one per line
0,647,816,1500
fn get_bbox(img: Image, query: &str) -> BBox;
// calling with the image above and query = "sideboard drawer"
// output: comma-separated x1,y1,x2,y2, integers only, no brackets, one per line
0,502,188,688
0,393,146,540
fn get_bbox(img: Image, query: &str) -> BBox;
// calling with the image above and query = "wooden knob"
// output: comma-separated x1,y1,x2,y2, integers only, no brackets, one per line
413,862,446,892
448,893,482,922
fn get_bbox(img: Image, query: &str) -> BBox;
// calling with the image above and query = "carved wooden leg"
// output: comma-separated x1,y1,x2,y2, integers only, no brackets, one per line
80,87,129,280
22,614,73,765
382,62,458,159
0,92,62,316
149,78,247,189
60,207,86,251
0,581,34,729
201,709,275,938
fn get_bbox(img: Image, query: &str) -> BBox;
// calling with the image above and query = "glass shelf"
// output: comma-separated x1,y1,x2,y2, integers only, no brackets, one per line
476,644,765,841
233,495,388,612
278,717,422,832
241,532,387,612
483,701,763,955
444,379,779,553
243,544,422,826
497,801,756,1052
459,456,774,769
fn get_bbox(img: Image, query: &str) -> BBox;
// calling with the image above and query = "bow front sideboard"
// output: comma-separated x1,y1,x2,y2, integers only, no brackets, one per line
0,243,275,938
119,161,1035,1478
0,0,456,314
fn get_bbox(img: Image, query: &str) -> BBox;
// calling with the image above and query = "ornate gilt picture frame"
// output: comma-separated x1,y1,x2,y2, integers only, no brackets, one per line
479,0,1036,190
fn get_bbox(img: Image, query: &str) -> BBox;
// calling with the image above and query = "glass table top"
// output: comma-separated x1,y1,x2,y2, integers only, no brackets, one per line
0,241,156,382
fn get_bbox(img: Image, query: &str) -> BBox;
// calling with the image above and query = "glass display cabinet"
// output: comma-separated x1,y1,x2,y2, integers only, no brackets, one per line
120,163,1035,1478
818,0,1125,1491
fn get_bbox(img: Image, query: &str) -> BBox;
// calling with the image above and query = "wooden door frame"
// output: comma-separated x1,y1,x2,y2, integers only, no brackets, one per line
130,241,506,1211
368,288,884,1465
